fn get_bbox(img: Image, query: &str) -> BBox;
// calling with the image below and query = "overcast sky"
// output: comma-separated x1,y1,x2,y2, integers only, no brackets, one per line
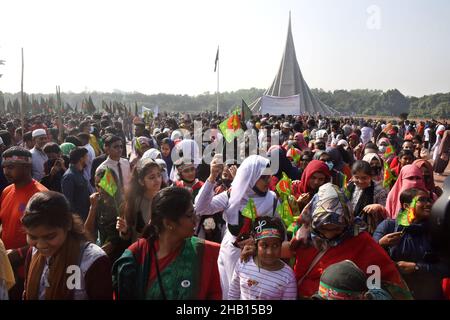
0,0,449,97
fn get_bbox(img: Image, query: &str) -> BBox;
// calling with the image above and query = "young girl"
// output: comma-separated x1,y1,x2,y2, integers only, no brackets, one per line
117,158,165,242
160,138,175,178
22,191,112,300
173,158,204,201
362,153,384,185
228,217,297,300
347,161,388,234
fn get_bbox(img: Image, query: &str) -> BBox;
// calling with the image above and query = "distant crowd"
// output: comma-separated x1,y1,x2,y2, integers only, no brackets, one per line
0,110,449,300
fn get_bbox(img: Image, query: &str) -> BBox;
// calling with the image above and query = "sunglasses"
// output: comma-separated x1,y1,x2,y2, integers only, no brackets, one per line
417,197,432,203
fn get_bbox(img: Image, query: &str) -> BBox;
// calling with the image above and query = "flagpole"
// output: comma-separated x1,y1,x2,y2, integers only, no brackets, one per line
20,48,25,131
216,50,219,115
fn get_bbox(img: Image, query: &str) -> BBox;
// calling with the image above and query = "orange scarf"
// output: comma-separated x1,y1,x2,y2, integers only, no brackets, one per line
25,235,81,300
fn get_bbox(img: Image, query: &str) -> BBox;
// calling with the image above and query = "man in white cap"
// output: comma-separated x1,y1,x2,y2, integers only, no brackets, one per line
30,129,48,181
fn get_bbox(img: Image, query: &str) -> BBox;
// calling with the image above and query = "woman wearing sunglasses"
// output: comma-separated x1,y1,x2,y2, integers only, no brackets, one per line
374,188,450,299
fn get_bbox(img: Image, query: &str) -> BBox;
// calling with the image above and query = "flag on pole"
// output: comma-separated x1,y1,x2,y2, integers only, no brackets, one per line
214,46,219,72
218,109,243,143
289,147,301,165
241,198,257,222
397,195,419,227
396,209,409,227
135,137,142,153
241,99,252,122
276,199,294,228
276,172,292,198
384,145,396,159
383,162,397,189
99,167,118,197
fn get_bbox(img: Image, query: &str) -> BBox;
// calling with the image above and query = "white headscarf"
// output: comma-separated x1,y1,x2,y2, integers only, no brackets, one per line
224,155,275,225
154,158,169,184
363,152,384,182
142,148,162,160
316,129,328,140
169,139,202,181
171,130,183,140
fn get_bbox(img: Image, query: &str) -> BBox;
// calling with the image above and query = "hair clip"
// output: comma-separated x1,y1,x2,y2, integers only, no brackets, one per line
255,220,267,233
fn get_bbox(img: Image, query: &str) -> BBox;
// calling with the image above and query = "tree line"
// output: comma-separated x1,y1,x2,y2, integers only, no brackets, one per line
0,88,448,118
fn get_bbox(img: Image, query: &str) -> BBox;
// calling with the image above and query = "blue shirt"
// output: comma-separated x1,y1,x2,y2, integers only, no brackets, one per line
61,164,91,221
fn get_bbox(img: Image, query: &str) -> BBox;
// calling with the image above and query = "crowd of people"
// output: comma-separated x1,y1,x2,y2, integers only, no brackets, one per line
0,110,449,300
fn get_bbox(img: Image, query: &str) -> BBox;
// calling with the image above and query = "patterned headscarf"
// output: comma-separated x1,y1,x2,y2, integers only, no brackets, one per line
309,183,356,251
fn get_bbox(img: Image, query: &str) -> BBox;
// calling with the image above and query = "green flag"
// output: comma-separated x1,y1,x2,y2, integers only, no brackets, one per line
99,167,118,197
241,198,257,221
384,145,396,159
396,209,410,227
219,109,243,143
383,162,396,189
276,198,294,228
276,172,292,198
289,146,301,164
135,137,142,153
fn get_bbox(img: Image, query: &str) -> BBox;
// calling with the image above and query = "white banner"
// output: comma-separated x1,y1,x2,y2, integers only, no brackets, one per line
261,95,301,115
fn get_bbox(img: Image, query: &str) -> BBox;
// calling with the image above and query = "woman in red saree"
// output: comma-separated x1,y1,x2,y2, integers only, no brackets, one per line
289,183,412,299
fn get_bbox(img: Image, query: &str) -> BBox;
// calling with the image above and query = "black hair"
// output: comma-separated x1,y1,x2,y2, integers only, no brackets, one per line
0,130,12,147
21,191,86,241
65,135,82,147
252,216,285,243
23,131,33,142
300,150,314,161
100,119,110,128
413,135,423,144
315,140,326,151
79,121,91,132
103,135,122,148
77,132,90,144
69,147,88,164
399,188,423,206
351,160,372,176
141,187,192,240
364,142,378,151
398,149,415,160
43,142,61,155
2,146,32,159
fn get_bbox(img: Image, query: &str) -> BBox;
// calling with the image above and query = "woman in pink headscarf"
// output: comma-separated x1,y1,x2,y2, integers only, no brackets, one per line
294,132,309,151
385,164,427,219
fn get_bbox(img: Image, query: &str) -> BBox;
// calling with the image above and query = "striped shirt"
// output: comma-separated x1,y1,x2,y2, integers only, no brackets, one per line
228,257,297,300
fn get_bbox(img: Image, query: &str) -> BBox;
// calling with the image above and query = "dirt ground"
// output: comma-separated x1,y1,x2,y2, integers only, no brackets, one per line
433,160,450,188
